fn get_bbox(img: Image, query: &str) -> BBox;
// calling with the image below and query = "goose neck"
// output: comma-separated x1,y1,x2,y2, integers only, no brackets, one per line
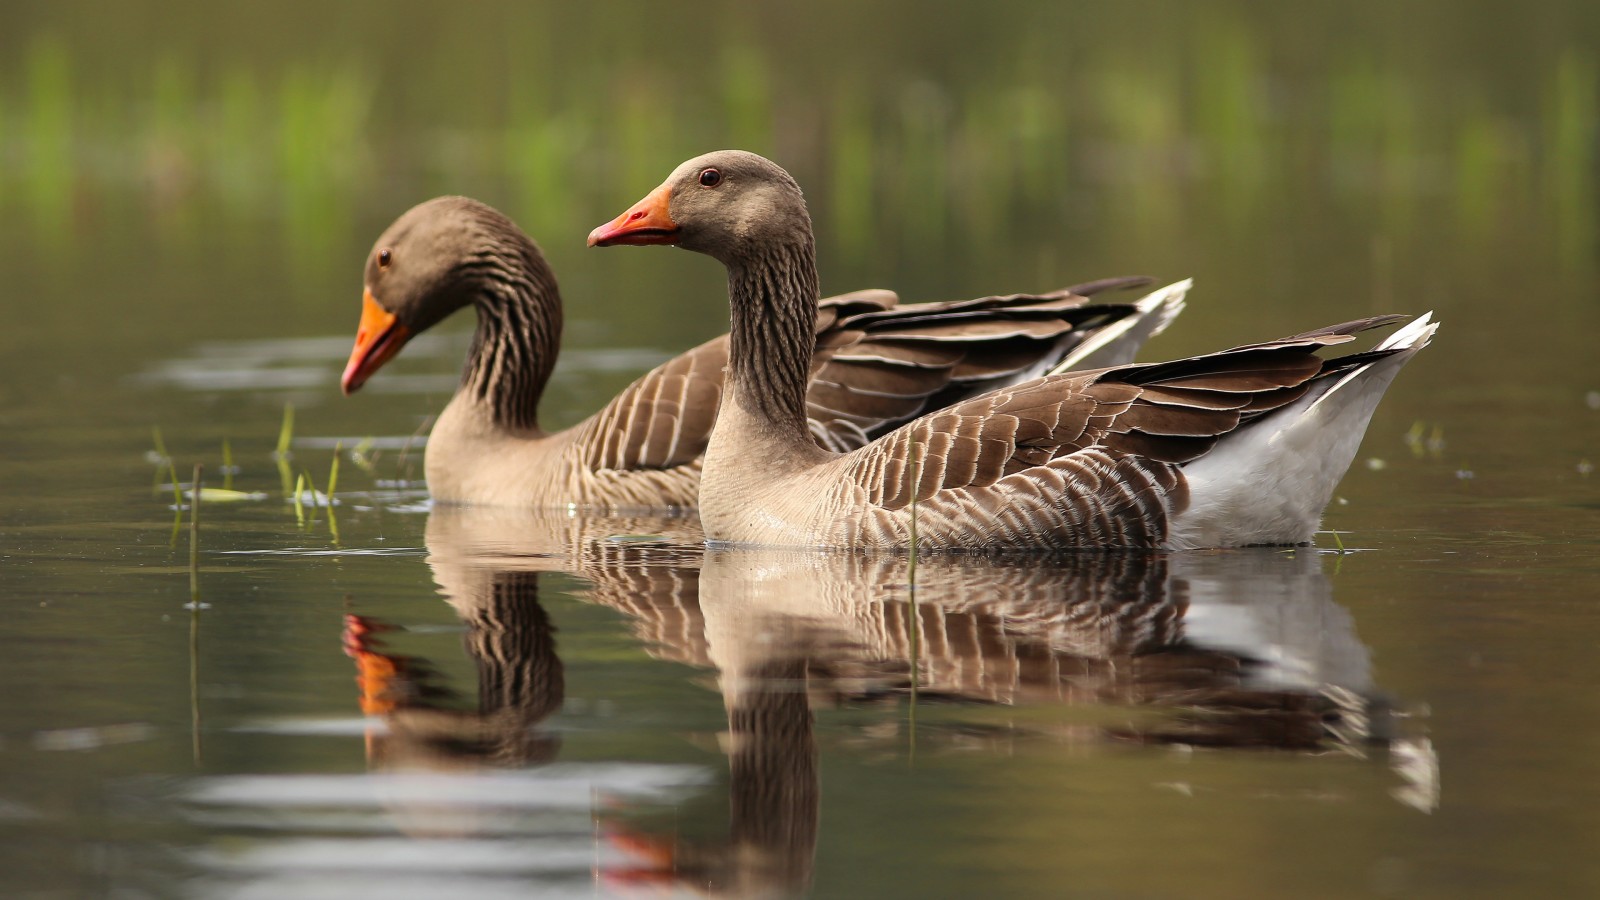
461,249,562,433
724,240,818,441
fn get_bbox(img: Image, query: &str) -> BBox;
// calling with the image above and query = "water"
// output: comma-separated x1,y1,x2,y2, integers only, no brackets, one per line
3,2,1599,896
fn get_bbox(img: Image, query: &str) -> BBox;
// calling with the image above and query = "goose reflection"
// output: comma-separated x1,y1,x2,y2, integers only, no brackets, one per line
697,549,1384,750
346,509,1433,894
343,506,705,778
605,548,1434,894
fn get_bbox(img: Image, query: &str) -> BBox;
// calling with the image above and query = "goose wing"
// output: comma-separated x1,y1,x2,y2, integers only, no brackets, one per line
839,316,1407,514
804,277,1161,451
578,336,730,473
574,279,1166,473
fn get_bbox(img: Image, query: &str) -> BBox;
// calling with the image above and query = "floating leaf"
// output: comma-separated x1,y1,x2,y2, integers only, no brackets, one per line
190,488,267,503
605,533,667,544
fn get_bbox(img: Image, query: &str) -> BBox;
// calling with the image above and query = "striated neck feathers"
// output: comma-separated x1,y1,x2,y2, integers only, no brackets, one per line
458,232,563,433
725,236,819,439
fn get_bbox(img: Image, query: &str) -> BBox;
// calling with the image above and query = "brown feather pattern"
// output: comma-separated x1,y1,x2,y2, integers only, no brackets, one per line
713,318,1415,550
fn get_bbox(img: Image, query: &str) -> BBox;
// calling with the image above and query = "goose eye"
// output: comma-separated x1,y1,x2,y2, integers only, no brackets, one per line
698,168,722,187
377,249,392,269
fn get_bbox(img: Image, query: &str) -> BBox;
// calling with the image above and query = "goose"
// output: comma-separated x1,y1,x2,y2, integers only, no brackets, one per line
589,150,1438,549
339,197,1186,509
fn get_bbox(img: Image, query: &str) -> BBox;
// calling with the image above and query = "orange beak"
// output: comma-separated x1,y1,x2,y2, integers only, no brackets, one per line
341,288,411,395
587,184,679,247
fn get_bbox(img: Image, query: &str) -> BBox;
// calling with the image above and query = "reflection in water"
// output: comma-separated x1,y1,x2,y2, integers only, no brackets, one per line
344,573,564,774
338,508,1433,896
340,507,705,843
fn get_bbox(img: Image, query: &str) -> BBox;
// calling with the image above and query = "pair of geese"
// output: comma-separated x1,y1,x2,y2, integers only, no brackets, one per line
341,150,1437,551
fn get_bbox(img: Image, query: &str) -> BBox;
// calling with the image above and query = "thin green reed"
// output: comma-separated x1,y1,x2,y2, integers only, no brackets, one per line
1191,16,1267,228
906,437,921,755
1546,49,1598,274
276,63,375,276
211,67,268,216
1327,58,1421,240
24,36,73,242
189,465,202,605
275,403,296,499
894,83,952,251
326,445,342,544
152,426,172,495
275,402,295,457
615,82,684,197
826,85,875,262
1376,74,1422,241
189,463,203,764
951,81,1071,247
145,56,200,238
719,41,773,152
953,89,1012,241
505,113,586,241
1452,114,1510,242
1011,84,1068,202
1095,61,1184,236
168,463,185,549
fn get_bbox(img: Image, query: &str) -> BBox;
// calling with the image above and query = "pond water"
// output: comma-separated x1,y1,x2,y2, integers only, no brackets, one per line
3,2,1599,897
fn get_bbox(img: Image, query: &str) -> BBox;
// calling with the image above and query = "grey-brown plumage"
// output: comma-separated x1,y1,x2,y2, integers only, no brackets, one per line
347,196,1182,509
593,150,1437,549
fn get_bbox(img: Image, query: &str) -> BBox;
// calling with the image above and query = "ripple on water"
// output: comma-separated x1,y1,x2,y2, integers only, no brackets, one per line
169,764,711,894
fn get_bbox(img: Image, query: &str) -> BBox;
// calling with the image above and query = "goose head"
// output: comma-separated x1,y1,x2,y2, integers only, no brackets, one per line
587,150,813,266
342,196,529,395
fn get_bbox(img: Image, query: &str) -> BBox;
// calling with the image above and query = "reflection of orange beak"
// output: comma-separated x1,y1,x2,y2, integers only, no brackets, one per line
343,614,404,716
341,288,411,395
588,184,679,247
600,822,681,888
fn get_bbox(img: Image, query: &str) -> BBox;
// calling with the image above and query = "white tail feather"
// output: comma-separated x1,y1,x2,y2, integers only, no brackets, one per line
1168,314,1438,550
1049,278,1192,374
1306,311,1436,417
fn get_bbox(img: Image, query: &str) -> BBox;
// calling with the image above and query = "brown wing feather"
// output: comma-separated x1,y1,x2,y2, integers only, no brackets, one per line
574,290,899,472
845,317,1403,511
806,281,1156,452
579,336,728,472
576,280,1162,473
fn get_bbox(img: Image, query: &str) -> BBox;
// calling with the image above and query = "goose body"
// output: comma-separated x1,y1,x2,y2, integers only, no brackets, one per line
342,197,1186,509
589,150,1438,550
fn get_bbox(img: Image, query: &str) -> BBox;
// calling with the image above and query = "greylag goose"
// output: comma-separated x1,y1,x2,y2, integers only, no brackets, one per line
589,150,1438,549
341,197,1186,509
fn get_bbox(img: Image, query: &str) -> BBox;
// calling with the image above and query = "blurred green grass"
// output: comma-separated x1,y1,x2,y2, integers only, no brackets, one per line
0,3,1593,286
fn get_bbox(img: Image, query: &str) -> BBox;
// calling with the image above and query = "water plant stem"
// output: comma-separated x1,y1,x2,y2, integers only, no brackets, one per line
275,403,295,458
396,414,434,483
327,442,341,497
189,464,202,602
907,438,920,759
302,467,323,511
167,456,185,548
188,463,203,763
151,426,170,495
326,444,342,544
